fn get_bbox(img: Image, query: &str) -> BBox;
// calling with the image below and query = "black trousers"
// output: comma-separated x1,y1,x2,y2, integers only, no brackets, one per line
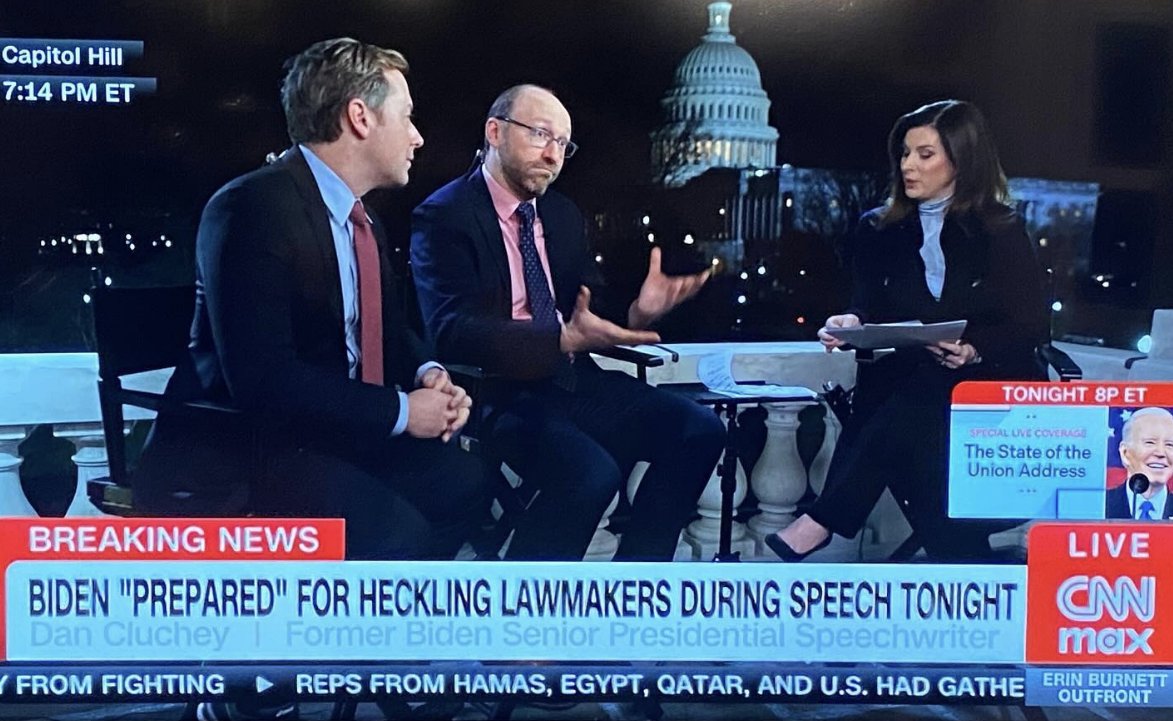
258,436,491,560
807,354,1005,562
135,413,492,561
487,366,726,561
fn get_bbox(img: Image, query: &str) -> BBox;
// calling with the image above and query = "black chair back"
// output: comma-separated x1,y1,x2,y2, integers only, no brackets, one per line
88,279,200,492
92,284,195,381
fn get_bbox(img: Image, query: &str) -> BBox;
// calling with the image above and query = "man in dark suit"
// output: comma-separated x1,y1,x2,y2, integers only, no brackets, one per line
136,38,489,561
1105,407,1173,520
411,84,725,561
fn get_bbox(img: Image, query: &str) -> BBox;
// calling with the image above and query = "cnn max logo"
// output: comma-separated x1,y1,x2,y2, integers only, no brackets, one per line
1055,575,1155,656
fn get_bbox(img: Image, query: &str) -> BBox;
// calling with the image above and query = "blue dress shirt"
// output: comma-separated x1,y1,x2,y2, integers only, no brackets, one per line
1125,483,1168,521
300,145,438,436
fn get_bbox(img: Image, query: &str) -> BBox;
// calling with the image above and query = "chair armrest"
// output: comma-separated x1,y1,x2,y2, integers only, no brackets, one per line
594,345,668,368
1124,355,1147,370
445,363,488,381
181,399,244,416
446,364,495,402
106,387,243,417
1038,343,1082,382
594,346,668,384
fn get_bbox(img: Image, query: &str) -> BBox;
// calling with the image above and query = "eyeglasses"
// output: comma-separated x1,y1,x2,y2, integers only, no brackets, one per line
494,116,578,158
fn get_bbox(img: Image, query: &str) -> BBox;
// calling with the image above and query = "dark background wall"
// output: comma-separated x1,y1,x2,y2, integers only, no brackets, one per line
0,0,1169,348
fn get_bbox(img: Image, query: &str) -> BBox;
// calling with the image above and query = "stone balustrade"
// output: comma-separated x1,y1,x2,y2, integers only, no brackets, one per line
0,353,169,518
2,333,1164,559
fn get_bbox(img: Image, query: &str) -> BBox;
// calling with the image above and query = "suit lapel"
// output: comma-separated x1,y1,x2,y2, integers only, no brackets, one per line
467,171,513,307
369,211,411,384
536,197,574,311
940,215,989,304
1108,485,1129,519
283,147,345,325
368,213,398,297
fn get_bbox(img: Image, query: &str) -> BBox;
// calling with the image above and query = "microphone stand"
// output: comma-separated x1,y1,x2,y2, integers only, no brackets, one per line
1129,473,1151,519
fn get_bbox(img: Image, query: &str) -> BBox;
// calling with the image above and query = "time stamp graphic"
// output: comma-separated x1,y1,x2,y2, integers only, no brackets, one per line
0,39,154,105
1,76,154,104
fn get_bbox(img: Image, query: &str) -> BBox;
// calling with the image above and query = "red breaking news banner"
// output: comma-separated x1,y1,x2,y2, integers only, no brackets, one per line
1027,523,1164,665
952,382,1173,407
0,518,345,659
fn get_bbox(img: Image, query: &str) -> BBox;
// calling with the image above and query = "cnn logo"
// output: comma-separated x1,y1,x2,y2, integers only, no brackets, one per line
1055,575,1155,655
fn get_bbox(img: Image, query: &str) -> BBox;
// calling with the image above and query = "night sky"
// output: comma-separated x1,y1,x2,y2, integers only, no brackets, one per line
0,0,1169,346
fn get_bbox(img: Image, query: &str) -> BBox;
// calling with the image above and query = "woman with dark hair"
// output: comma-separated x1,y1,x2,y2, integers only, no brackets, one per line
766,100,1049,562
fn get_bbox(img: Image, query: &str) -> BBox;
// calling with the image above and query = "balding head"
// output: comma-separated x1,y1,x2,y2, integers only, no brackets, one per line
483,84,572,199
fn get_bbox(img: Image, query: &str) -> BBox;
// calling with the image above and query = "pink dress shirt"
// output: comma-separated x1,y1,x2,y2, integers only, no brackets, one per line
482,167,561,322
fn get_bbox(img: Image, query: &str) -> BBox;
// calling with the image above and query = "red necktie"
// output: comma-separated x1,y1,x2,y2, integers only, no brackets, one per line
349,200,383,386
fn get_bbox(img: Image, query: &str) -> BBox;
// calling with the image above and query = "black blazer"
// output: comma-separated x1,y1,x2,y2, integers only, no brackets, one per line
410,169,609,381
162,147,430,447
846,205,1049,381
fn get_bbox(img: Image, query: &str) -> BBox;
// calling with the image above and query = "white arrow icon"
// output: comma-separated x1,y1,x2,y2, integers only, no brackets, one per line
255,676,274,694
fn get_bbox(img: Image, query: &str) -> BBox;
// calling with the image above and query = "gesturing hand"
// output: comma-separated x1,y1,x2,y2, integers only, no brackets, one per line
628,247,711,329
561,286,661,354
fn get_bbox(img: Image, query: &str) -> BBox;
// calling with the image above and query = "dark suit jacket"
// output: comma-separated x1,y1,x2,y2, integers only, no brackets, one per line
410,168,610,381
847,205,1049,382
812,206,1051,546
1105,483,1173,520
138,147,431,509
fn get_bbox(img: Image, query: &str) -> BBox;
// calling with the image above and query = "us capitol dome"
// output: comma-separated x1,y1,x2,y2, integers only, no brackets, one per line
651,1,779,188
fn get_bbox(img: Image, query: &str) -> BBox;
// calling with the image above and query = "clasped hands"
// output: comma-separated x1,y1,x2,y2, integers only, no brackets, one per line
817,313,978,369
406,367,471,442
560,247,710,353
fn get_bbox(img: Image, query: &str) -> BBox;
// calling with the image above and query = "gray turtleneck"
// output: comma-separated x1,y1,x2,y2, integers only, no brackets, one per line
918,195,951,300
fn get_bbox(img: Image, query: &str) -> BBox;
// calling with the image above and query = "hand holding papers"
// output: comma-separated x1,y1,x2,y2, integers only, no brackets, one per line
823,320,967,350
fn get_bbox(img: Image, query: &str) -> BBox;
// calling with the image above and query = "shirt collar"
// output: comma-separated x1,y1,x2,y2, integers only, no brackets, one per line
482,166,535,224
919,194,952,216
300,144,362,225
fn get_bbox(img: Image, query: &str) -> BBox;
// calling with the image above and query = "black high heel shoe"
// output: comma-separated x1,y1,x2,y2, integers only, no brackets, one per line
765,533,831,562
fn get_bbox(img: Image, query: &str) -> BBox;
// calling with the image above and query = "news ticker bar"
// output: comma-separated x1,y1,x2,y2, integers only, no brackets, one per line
0,664,1028,705
0,663,1165,708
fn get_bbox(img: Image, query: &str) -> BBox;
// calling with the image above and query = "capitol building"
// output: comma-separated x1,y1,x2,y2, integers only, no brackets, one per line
650,2,778,188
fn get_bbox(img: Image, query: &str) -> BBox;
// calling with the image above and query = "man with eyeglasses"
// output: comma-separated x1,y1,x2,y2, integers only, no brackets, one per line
411,84,723,561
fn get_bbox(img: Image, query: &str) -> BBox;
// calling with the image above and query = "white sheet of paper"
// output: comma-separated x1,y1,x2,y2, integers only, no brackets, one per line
696,352,816,400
